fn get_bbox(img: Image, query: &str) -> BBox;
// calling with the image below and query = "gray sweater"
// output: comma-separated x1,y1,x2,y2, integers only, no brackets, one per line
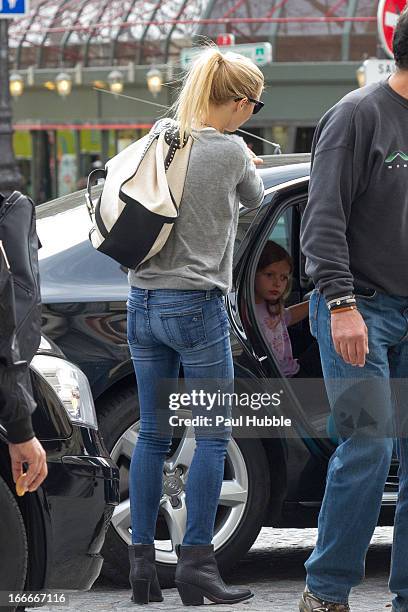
128,127,264,295
300,77,408,301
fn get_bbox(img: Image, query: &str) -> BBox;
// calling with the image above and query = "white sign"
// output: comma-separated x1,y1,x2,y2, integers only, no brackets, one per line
0,0,28,18
180,42,272,69
361,58,397,85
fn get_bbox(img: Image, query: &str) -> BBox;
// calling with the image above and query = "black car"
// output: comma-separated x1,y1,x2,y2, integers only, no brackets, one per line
0,335,120,602
36,154,398,587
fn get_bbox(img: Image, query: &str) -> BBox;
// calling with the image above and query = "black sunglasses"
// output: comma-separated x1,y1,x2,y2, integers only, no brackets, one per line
234,96,264,115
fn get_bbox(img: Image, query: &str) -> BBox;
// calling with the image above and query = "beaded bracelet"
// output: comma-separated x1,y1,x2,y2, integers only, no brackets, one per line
326,293,354,305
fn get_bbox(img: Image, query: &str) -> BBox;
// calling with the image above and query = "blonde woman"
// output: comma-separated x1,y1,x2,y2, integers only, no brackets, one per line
127,46,265,606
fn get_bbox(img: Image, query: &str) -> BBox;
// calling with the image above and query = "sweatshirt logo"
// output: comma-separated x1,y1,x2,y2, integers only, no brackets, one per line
385,151,408,169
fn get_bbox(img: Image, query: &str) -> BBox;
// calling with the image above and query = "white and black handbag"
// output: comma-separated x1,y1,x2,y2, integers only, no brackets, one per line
85,118,192,269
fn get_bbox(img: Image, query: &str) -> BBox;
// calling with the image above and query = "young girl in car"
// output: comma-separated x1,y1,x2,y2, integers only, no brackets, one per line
255,240,322,378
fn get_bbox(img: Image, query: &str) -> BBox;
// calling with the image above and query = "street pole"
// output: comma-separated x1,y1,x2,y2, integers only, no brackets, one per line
0,19,23,196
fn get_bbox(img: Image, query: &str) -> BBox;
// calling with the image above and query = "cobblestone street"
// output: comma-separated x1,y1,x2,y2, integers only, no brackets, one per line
40,526,395,612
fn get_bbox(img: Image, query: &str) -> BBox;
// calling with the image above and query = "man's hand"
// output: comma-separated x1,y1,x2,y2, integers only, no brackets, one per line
330,308,369,367
9,437,47,493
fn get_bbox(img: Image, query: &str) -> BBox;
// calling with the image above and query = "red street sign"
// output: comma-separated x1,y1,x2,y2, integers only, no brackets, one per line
216,33,235,46
377,0,407,58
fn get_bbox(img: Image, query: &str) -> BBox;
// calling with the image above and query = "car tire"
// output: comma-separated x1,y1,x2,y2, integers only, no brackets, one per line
0,473,28,599
98,385,270,588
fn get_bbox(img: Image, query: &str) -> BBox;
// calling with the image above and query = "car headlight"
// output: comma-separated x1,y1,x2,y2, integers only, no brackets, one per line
31,355,98,430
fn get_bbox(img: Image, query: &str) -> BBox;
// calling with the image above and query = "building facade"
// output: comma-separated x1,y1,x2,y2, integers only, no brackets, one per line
9,1,382,203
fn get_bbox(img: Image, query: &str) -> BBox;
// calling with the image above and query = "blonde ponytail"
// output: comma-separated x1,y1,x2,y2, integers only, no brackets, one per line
170,44,264,144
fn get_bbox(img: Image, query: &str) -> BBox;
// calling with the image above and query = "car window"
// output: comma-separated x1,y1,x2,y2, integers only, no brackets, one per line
267,208,291,253
234,209,259,258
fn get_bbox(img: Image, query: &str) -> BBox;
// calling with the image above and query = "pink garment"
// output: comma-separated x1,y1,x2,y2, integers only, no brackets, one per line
255,301,300,377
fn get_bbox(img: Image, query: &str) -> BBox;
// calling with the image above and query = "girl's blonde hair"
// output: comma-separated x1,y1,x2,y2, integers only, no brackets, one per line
170,44,265,144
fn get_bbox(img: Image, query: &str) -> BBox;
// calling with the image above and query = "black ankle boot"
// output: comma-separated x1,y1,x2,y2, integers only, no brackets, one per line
128,543,164,604
174,544,253,606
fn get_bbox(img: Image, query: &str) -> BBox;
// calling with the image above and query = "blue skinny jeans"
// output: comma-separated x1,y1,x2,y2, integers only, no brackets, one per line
127,286,233,547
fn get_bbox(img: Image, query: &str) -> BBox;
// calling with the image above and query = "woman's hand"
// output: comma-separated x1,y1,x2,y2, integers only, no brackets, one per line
246,147,264,166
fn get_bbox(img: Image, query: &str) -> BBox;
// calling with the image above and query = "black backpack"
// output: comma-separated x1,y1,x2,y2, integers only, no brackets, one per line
0,191,41,365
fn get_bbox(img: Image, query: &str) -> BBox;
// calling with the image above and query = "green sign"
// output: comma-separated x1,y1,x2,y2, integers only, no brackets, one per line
180,42,272,69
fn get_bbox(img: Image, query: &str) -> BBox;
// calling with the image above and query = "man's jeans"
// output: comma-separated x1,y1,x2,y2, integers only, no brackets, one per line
306,288,408,611
126,286,233,547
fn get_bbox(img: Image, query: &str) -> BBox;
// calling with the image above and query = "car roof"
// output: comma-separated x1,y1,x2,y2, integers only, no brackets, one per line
256,154,310,189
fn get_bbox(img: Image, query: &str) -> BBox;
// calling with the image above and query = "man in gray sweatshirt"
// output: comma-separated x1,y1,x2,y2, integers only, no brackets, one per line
299,8,408,612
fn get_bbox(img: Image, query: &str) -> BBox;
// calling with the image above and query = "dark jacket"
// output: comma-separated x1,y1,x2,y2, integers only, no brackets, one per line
0,191,41,444
0,364,36,444
0,253,36,443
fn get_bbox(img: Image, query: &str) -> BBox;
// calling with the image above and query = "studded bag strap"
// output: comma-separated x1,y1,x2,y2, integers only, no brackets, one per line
163,125,190,172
